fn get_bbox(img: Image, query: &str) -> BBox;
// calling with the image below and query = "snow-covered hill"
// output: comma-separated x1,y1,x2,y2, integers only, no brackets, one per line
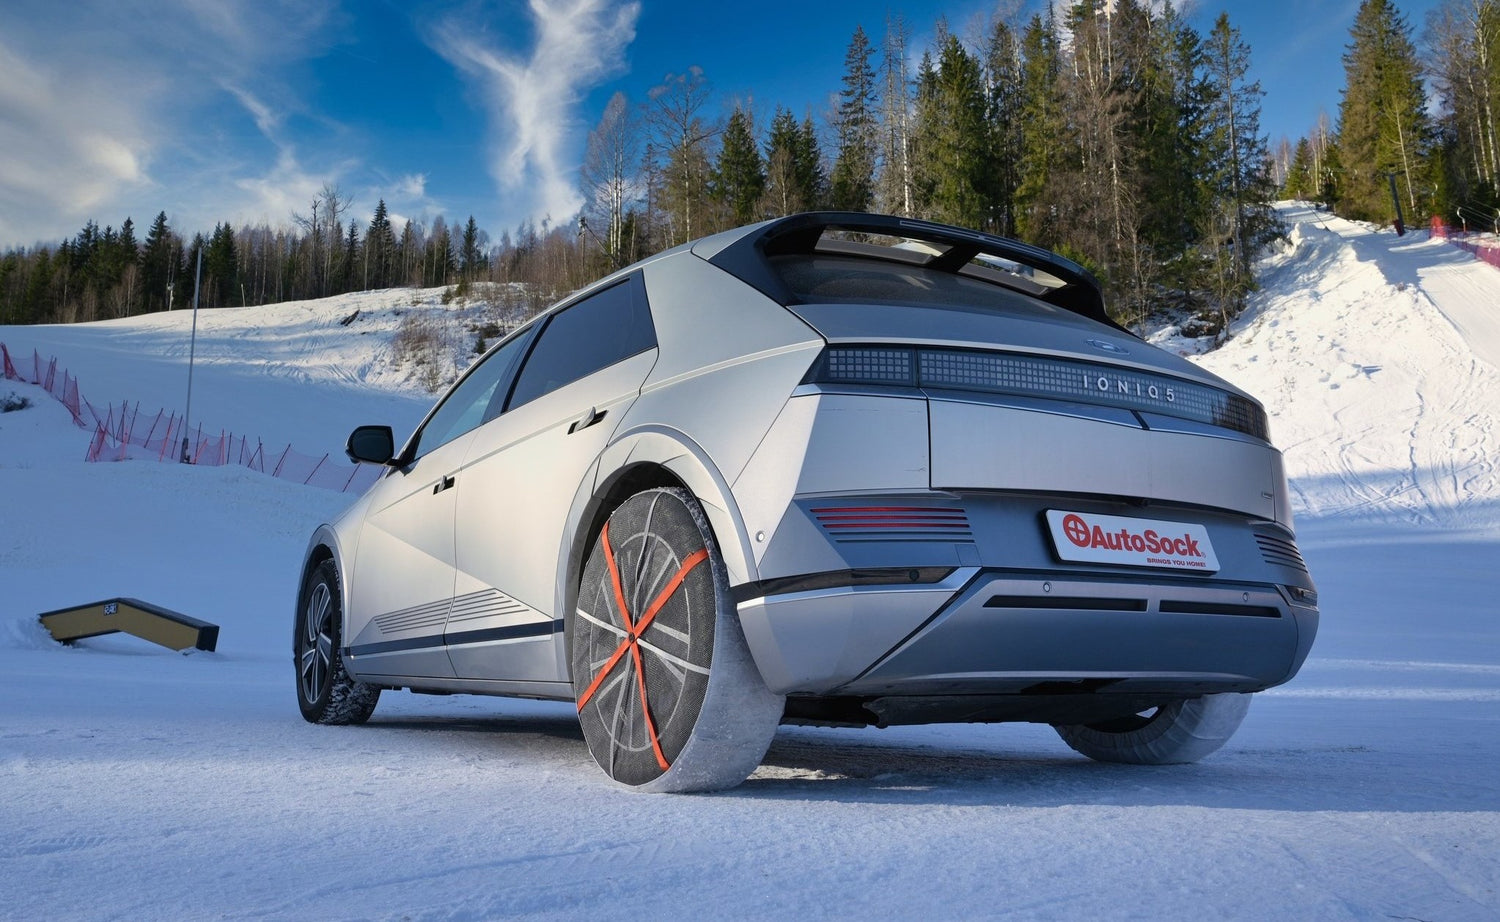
1199,203,1500,533
2,207,1497,921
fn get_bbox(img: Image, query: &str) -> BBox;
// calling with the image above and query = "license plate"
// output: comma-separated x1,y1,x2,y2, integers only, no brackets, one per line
1045,510,1220,573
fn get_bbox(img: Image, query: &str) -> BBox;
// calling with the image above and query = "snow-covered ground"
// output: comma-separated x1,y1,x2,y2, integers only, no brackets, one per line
2,205,1497,920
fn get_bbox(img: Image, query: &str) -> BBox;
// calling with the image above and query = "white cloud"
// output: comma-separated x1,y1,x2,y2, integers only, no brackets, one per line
223,85,282,140
0,0,339,247
429,0,640,228
397,173,429,200
0,37,151,245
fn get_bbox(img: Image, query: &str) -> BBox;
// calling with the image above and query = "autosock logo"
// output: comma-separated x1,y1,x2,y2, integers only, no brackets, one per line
1047,510,1219,572
1062,513,1203,557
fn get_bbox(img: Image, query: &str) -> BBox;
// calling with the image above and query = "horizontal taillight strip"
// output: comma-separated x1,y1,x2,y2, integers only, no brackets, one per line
805,345,1269,441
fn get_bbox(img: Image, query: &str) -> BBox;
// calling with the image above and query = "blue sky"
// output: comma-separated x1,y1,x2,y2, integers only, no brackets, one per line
0,0,1444,250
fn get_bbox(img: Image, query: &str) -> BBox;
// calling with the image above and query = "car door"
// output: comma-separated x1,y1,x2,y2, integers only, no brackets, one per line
447,275,657,682
342,327,533,680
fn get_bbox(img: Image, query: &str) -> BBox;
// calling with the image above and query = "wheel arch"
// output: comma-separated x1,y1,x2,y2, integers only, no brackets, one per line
555,425,755,682
297,526,345,655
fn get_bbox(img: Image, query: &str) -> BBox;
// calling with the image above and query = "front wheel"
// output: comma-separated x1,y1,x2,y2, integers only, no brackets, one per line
1052,693,1252,764
569,487,783,792
295,558,380,724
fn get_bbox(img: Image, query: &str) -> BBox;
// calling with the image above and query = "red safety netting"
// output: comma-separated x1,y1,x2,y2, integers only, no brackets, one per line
1430,220,1500,270
1,343,86,427
2,340,381,494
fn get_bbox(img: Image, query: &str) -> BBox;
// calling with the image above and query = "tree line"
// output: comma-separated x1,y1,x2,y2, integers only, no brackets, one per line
584,2,1276,333
1277,0,1500,235
0,187,496,325
6,1,1289,334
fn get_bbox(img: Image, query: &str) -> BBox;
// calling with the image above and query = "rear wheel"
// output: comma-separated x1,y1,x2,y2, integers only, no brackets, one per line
569,487,783,792
1052,693,1251,764
295,558,380,724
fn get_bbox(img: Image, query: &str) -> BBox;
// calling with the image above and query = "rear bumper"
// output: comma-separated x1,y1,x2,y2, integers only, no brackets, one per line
737,565,1318,705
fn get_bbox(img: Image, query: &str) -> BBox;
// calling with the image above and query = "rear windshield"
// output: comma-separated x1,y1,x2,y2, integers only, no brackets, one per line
770,253,1047,314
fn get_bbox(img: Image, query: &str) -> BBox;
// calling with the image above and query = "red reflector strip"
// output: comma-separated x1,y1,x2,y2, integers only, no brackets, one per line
810,506,972,542
810,506,963,514
820,522,971,529
814,513,968,520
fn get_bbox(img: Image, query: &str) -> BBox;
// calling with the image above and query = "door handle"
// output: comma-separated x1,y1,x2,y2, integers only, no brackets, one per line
433,474,456,495
567,406,606,434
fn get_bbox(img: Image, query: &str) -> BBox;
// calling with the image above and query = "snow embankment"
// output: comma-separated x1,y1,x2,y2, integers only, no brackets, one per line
1195,202,1500,535
1,286,497,462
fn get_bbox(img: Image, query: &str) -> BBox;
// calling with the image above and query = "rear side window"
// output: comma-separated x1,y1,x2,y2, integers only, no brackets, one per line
507,274,655,410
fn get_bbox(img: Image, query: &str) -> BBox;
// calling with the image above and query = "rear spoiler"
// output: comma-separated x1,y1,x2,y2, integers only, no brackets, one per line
704,212,1126,333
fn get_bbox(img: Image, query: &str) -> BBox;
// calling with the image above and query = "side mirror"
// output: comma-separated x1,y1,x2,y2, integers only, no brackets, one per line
345,425,396,465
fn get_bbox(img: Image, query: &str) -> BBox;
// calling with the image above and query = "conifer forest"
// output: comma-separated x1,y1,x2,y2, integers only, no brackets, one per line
2,0,1494,335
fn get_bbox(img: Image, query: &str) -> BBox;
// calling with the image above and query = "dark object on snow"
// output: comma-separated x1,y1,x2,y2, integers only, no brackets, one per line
39,598,219,652
340,309,360,326
1,391,31,412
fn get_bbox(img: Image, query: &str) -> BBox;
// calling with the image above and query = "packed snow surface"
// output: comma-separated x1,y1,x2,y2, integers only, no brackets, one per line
2,204,1497,920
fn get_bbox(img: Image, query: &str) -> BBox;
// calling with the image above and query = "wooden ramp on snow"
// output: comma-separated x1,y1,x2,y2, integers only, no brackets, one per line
39,598,219,652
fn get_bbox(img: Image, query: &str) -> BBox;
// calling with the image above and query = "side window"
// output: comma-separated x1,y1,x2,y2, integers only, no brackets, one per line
506,274,655,411
410,327,532,460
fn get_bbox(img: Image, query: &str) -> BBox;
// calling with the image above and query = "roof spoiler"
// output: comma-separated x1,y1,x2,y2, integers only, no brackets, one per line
704,212,1125,333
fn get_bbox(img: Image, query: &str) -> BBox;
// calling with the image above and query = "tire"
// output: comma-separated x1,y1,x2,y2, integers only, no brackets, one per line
295,558,380,725
570,487,783,792
1052,693,1252,765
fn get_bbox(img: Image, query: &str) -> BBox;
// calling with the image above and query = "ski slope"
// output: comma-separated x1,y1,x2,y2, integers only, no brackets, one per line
2,205,1497,921
1193,203,1500,533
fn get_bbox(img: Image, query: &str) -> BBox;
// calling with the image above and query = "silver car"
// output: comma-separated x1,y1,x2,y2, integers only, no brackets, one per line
295,213,1318,792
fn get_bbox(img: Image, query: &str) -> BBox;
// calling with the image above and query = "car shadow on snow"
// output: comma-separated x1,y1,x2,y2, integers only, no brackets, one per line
350,701,1498,813
740,728,1499,812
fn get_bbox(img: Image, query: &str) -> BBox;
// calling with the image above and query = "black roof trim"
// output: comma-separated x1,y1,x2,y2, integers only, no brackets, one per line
705,212,1126,333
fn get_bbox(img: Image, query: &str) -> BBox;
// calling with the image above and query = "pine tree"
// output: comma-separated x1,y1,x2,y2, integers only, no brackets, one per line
460,216,484,281
1334,0,1432,224
796,115,827,210
829,26,879,212
398,220,419,287
713,107,766,227
1284,138,1316,199
982,16,1024,237
1015,13,1064,246
1135,5,1209,256
140,212,177,314
1200,11,1278,318
341,220,360,293
914,35,993,229
367,200,395,289
112,217,141,316
1203,14,1277,278
763,107,806,216
117,218,139,267
205,222,239,307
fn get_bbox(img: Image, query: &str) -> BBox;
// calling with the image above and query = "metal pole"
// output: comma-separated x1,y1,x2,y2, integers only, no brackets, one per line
181,247,202,463
1387,172,1406,236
